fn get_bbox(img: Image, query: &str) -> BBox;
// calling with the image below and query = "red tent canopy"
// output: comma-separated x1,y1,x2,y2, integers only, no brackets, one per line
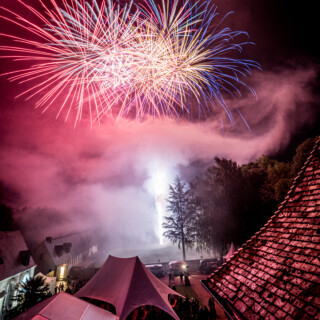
14,292,117,320
223,243,236,261
75,255,181,320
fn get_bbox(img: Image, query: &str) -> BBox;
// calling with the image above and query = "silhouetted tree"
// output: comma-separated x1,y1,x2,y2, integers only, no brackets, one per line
291,137,318,177
163,176,195,261
190,137,319,256
191,158,245,255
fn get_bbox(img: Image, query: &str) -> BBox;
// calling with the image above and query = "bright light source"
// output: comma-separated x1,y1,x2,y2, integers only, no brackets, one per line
60,266,65,278
147,161,173,245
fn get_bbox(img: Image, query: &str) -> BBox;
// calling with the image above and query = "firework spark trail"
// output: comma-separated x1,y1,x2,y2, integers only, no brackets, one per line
0,0,143,125
0,0,260,126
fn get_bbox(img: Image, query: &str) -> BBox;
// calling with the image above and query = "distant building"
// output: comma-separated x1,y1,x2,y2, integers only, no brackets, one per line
0,231,36,319
203,138,320,319
32,232,98,289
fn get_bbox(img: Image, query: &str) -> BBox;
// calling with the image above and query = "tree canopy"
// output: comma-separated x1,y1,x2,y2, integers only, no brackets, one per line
164,136,318,257
162,176,196,260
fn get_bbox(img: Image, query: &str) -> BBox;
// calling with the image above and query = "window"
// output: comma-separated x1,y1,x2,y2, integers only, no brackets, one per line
60,266,65,278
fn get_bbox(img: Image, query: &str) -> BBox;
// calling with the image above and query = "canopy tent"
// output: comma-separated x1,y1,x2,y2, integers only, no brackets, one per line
14,292,118,320
75,255,181,320
223,243,236,261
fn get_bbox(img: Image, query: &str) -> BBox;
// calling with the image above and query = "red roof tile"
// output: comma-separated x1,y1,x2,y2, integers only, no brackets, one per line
203,138,320,319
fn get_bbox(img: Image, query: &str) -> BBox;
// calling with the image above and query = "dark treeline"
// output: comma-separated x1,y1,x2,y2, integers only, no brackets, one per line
163,137,318,256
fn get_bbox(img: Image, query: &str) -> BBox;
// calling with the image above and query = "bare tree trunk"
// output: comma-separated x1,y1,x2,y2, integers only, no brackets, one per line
181,228,186,261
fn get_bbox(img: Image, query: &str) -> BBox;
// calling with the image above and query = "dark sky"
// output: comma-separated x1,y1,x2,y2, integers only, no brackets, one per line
214,0,320,158
216,0,319,66
0,0,319,249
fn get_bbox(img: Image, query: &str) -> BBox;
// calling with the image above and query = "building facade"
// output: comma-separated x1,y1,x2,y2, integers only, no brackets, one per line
32,231,98,291
0,231,36,320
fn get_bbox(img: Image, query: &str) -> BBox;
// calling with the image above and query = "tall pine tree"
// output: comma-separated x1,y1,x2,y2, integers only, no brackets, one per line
163,176,195,260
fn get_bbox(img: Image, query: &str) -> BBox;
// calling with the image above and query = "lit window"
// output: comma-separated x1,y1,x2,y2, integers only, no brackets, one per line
60,266,65,278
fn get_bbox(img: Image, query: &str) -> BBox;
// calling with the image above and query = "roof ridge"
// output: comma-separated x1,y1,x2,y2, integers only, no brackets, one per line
211,136,320,272
121,257,180,320
120,257,142,320
80,304,91,320
205,136,320,319
50,230,92,241
38,293,63,316
114,256,138,319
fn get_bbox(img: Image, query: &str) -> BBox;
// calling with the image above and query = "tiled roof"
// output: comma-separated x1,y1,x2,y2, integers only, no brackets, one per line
204,138,320,320
42,231,95,267
0,231,36,281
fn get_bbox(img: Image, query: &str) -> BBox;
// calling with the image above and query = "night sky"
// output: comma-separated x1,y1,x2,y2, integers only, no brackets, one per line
0,0,319,252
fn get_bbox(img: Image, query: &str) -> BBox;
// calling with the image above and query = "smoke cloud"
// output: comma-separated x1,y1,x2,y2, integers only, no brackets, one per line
0,66,318,256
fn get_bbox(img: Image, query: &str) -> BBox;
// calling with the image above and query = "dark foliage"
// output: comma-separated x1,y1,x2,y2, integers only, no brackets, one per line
5,276,51,319
169,136,318,257
0,204,17,231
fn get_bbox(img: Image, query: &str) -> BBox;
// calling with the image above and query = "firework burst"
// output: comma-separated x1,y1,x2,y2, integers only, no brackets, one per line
0,0,260,126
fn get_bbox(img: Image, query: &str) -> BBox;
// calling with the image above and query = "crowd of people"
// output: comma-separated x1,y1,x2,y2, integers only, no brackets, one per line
55,279,85,295
171,295,216,320
127,295,216,320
